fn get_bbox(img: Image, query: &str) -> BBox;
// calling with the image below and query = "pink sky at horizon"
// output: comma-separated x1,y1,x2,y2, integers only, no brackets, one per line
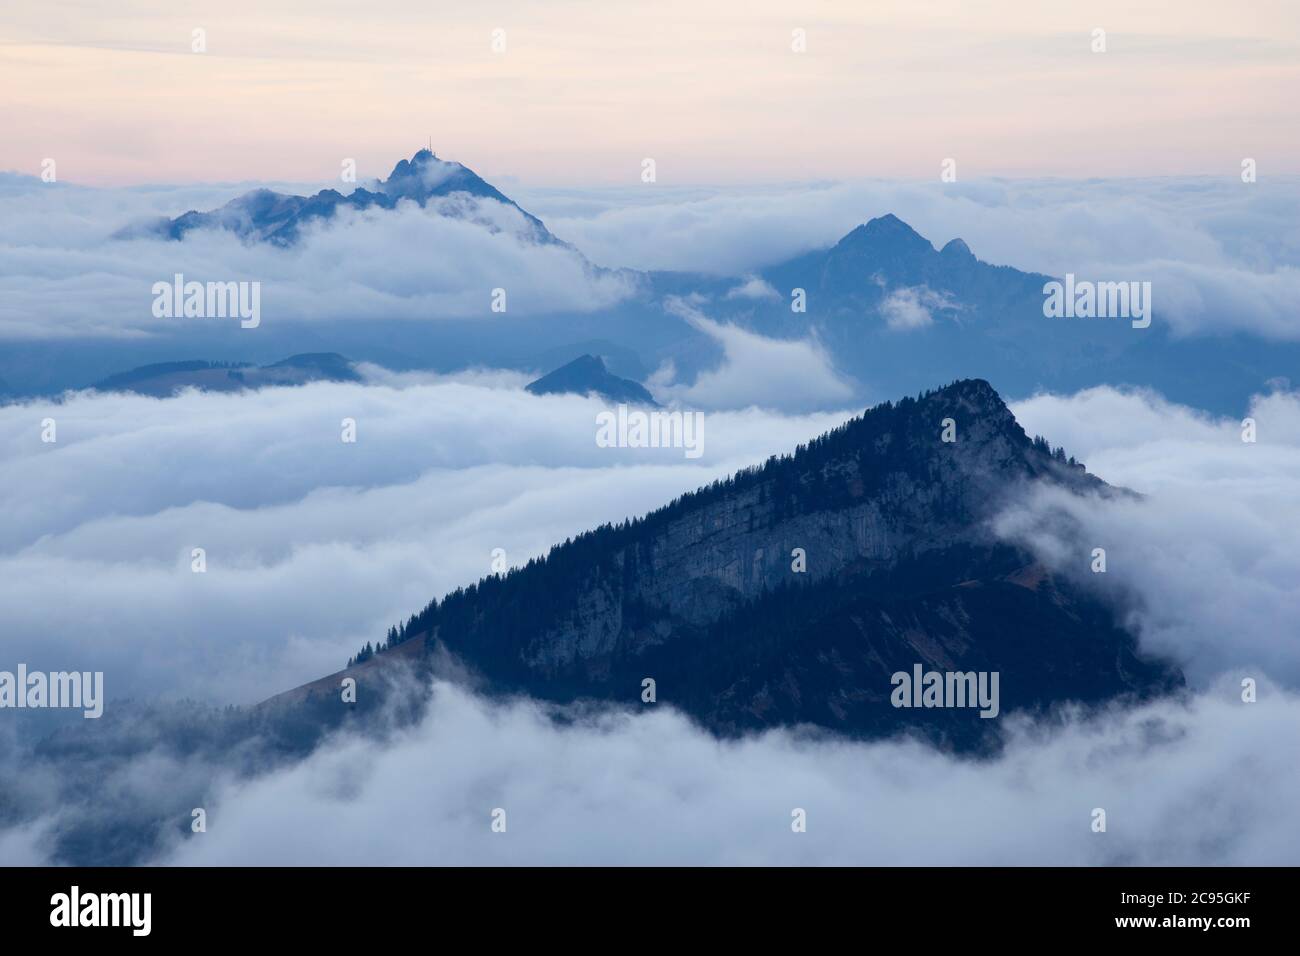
1,0,1297,188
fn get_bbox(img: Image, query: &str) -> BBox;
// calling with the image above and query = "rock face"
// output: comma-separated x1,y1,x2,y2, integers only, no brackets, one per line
525,354,658,405
362,378,1178,751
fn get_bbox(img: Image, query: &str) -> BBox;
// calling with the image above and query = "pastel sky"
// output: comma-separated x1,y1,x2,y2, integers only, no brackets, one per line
2,0,1298,186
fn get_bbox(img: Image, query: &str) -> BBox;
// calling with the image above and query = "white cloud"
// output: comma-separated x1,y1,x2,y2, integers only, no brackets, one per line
1002,385,1300,687
653,297,856,411
880,285,960,331
525,176,1300,340
724,275,780,301
0,377,851,702
149,676,1300,866
0,177,635,340
4,174,1299,344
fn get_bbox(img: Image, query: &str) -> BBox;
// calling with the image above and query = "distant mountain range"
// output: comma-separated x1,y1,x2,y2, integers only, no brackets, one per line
1,147,1284,415
525,354,658,405
283,379,1179,752
91,353,360,397
80,350,664,404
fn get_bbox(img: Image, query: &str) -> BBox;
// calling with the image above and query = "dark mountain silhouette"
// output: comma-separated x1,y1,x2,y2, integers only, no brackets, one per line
525,354,658,405
317,378,1179,752
120,149,559,247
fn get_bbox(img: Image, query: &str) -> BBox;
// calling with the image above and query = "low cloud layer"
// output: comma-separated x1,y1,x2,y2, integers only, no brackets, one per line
651,298,856,412
0,175,634,340
11,677,1281,867
0,377,851,702
4,173,1299,343
1002,385,1300,688
880,285,960,331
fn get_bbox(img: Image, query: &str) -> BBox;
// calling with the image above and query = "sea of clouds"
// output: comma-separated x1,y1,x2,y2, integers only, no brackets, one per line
2,170,1300,342
0,375,852,702
0,173,634,340
522,175,1300,340
1,371,1298,865
1,168,1298,865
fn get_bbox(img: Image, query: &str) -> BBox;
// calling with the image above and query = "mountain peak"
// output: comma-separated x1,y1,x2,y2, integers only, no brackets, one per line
940,237,974,258
525,354,658,405
836,214,934,255
377,149,498,203
862,213,922,237
322,377,1167,751
384,148,445,183
866,212,907,229
125,148,557,247
936,376,998,401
